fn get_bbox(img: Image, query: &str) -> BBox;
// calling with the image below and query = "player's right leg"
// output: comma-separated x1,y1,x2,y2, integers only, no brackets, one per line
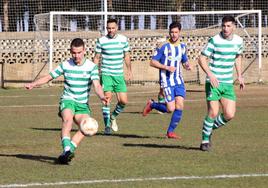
102,92,112,135
200,100,219,151
57,100,76,164
101,75,114,135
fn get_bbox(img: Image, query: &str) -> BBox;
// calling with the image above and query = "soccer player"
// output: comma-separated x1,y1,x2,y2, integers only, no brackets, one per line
142,21,192,139
25,38,107,164
198,16,245,151
94,18,132,135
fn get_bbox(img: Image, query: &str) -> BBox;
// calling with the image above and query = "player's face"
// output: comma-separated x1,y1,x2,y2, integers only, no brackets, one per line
222,21,235,39
106,22,118,38
169,27,180,43
70,46,85,65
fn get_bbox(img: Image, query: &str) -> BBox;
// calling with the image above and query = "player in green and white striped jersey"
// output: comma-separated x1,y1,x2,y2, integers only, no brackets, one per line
94,18,132,135
25,38,107,164
198,16,245,151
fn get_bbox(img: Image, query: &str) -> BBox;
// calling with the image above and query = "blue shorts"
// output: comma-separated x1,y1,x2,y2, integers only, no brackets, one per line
163,84,186,103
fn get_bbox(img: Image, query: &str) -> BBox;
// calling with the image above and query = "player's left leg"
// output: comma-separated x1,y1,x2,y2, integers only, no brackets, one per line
110,92,127,132
166,96,183,139
166,85,185,139
213,85,236,129
213,97,236,129
110,76,128,132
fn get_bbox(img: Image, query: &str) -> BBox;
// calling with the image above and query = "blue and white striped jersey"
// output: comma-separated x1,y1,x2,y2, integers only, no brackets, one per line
152,39,188,88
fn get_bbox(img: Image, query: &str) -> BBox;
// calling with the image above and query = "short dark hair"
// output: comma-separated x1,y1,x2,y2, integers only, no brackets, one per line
222,16,236,24
70,38,85,48
169,21,182,31
107,18,118,25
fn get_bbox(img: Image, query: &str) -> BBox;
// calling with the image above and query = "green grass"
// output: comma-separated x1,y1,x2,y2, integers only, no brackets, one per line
0,84,267,188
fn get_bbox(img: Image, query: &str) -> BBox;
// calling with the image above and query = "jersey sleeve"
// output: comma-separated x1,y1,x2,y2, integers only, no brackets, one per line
94,38,102,54
201,37,215,58
152,45,165,63
123,37,130,52
90,65,100,80
49,63,64,79
181,43,188,64
237,40,244,55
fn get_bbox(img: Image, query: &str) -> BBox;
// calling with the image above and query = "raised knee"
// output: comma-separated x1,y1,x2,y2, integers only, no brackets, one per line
62,119,73,126
224,113,235,121
167,107,175,113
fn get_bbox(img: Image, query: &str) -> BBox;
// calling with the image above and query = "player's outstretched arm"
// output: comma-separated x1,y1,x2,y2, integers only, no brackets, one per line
25,74,53,90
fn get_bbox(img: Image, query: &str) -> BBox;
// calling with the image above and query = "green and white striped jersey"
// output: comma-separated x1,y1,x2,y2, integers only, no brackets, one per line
201,33,243,84
49,58,99,104
95,34,130,76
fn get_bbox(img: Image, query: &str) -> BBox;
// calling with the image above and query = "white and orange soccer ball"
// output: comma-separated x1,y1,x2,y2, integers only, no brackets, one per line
79,117,98,136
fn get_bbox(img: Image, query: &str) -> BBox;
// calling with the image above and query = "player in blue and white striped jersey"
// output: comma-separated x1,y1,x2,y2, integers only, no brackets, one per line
143,21,192,139
25,38,107,164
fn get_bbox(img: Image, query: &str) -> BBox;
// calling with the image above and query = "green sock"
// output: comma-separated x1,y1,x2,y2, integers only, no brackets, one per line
213,113,228,130
70,141,77,153
111,103,125,120
102,105,111,127
202,116,215,143
62,137,71,152
158,95,165,103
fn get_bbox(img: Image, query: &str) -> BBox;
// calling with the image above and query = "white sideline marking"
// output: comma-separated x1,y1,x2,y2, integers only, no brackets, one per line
0,174,267,188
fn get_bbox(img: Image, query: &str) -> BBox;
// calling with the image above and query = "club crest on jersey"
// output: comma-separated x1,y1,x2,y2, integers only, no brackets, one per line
83,71,87,77
168,55,180,61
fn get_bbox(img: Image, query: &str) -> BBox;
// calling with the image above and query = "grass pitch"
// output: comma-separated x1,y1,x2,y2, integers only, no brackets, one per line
0,84,267,188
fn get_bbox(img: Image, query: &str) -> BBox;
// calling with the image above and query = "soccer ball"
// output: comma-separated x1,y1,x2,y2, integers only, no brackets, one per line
79,117,98,136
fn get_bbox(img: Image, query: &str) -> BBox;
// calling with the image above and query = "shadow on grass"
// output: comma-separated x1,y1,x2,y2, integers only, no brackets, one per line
187,89,204,92
95,133,164,139
123,143,200,151
122,111,165,115
31,128,161,139
0,153,58,165
31,127,78,132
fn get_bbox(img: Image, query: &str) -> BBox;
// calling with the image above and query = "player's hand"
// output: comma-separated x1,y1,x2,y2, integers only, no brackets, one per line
101,96,109,106
126,71,133,81
166,66,176,73
184,63,193,71
25,83,35,90
238,76,245,91
208,74,219,88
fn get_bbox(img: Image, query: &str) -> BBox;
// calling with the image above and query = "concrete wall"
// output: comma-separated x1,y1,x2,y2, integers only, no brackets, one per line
0,29,267,87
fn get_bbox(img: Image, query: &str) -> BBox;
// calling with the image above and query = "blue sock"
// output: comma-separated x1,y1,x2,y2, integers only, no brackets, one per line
151,102,168,113
167,109,182,133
